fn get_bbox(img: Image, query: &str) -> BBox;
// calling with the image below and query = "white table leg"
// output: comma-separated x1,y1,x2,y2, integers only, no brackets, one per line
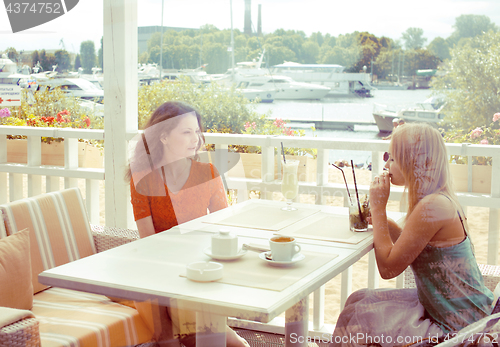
285,297,309,347
196,311,227,347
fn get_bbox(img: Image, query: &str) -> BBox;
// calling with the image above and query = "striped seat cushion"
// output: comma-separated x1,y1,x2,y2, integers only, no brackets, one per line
34,288,153,347
0,188,96,294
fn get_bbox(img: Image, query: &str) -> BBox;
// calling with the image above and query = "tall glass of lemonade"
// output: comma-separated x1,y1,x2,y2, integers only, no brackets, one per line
281,160,299,211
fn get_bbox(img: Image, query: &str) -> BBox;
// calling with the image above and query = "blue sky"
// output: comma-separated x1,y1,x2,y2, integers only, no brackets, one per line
1,0,499,54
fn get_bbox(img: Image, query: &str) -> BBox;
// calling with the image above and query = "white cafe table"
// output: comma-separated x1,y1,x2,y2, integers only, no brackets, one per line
39,199,402,346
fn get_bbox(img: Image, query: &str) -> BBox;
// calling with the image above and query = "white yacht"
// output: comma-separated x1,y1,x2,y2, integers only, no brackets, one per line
234,75,331,100
372,97,447,132
271,62,373,97
237,88,276,103
0,55,35,89
36,78,104,103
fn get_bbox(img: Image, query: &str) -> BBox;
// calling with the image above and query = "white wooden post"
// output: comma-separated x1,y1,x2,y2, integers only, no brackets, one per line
64,138,78,189
489,156,500,265
316,149,328,205
262,137,274,200
0,136,7,204
27,135,42,197
103,0,138,228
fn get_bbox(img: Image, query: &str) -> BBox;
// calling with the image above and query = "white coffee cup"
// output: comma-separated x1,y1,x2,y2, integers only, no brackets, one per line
211,229,238,256
269,236,301,262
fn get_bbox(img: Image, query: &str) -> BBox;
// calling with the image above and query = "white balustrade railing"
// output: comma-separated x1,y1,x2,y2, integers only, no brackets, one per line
1,127,499,335
0,126,105,224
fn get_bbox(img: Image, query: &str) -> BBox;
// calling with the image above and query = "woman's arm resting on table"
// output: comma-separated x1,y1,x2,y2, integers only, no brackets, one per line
136,216,156,238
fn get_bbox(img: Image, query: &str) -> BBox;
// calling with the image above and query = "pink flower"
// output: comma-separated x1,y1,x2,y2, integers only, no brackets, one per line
244,121,251,130
273,118,285,128
493,113,500,123
470,127,483,139
251,122,256,129
0,108,11,118
480,139,489,145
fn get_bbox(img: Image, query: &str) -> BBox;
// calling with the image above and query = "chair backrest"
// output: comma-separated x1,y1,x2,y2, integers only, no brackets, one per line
0,188,96,294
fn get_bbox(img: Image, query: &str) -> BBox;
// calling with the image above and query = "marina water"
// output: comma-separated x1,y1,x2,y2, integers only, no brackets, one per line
254,89,434,167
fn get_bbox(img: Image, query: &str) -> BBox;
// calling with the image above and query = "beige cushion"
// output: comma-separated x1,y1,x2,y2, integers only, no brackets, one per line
0,229,33,310
0,188,96,294
34,288,153,347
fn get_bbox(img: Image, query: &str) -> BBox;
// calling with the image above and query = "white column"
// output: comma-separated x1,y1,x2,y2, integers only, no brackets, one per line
285,297,309,347
196,311,227,347
27,135,42,197
64,137,78,189
489,155,500,265
103,0,138,228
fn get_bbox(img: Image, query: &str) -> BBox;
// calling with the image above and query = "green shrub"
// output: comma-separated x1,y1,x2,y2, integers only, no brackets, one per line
138,77,263,133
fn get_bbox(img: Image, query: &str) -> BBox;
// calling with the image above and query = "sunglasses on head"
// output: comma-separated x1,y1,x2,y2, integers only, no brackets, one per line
383,152,389,162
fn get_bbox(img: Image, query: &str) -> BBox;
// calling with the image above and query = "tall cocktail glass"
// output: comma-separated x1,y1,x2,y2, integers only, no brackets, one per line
281,160,299,211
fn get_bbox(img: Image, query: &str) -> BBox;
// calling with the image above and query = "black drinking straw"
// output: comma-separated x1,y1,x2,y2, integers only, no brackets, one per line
281,142,286,164
331,163,351,200
351,160,364,222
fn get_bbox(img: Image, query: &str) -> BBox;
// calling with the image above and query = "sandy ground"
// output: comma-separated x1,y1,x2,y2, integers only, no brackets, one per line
11,167,496,326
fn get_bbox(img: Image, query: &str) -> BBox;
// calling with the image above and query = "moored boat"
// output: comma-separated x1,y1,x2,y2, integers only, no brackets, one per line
270,62,373,97
234,75,331,100
372,97,446,132
238,88,275,103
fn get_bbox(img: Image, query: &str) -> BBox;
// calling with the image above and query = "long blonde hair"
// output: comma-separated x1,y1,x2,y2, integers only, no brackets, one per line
390,123,460,219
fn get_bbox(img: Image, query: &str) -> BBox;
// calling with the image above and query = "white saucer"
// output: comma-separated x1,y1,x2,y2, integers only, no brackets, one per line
259,252,305,266
204,247,247,260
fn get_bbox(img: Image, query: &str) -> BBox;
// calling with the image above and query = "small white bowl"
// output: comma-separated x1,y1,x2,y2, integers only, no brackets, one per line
186,261,223,282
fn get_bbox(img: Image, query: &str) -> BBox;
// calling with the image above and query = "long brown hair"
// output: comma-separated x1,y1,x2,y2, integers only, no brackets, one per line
125,101,205,181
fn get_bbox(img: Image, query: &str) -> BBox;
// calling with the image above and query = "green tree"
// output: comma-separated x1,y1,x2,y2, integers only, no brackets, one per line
309,32,324,47
262,44,296,66
202,43,229,73
401,27,427,50
139,51,149,65
432,31,500,129
448,14,497,46
322,34,336,48
74,54,81,71
38,50,56,71
336,32,358,48
403,49,440,75
373,49,398,80
98,37,103,71
80,40,96,74
31,50,40,70
54,50,71,72
349,32,383,72
137,77,261,133
427,37,450,61
319,46,360,68
301,41,320,63
5,47,18,61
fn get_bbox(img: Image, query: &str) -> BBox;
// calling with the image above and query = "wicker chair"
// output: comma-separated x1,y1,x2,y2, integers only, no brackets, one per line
403,264,500,291
0,317,40,347
0,191,155,347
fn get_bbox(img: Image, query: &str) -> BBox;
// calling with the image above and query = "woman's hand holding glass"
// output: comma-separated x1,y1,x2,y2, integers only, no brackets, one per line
369,171,391,213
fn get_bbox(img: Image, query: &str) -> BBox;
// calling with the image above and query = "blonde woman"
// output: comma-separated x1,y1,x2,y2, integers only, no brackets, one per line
330,123,494,346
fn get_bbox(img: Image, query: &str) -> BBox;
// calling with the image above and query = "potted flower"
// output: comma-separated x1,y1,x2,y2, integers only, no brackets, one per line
444,113,499,193
0,88,104,168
